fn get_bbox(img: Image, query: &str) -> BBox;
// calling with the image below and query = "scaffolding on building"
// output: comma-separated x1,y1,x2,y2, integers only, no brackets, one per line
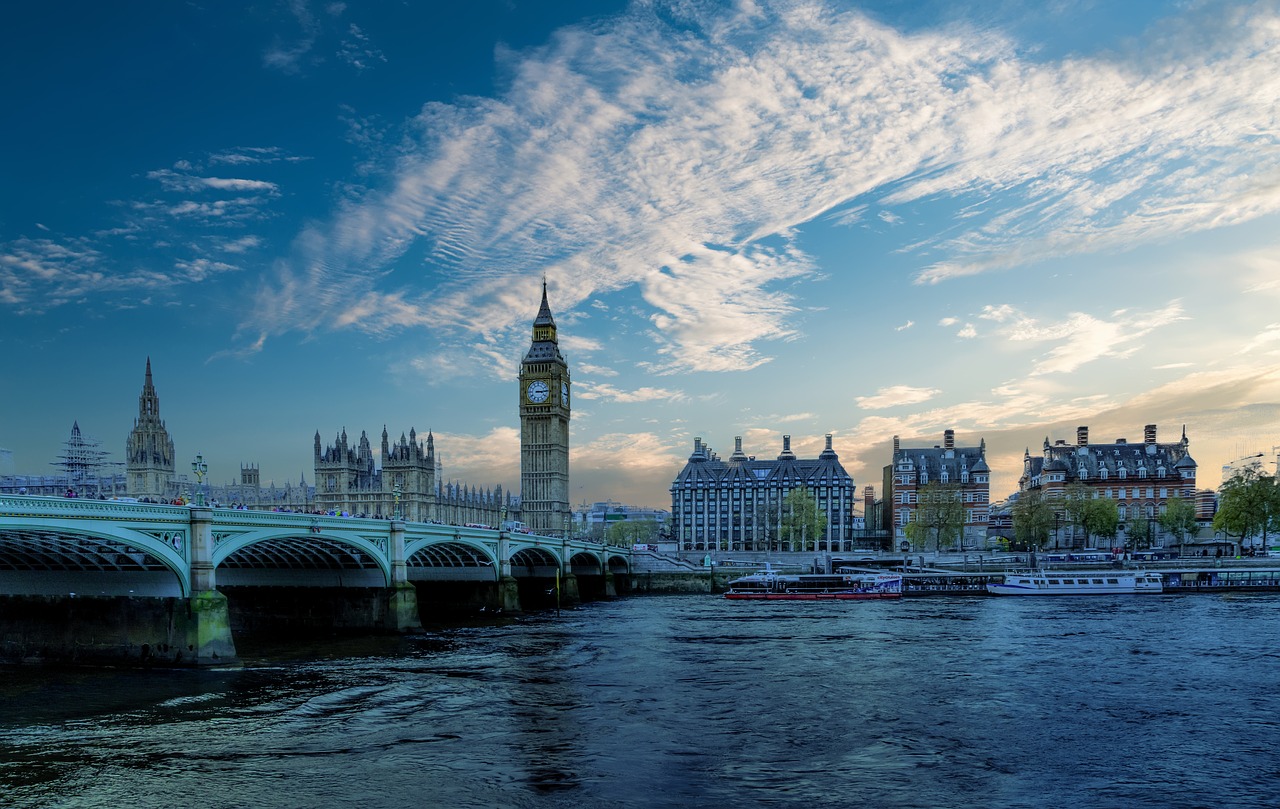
50,422,123,497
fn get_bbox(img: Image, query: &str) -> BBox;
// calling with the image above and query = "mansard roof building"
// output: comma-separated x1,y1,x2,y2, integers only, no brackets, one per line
882,429,991,546
670,434,855,552
1019,424,1200,544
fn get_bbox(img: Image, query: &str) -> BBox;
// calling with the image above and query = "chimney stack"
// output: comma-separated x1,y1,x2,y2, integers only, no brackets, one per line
944,429,955,450
893,435,900,453
1077,426,1089,446
1144,424,1157,444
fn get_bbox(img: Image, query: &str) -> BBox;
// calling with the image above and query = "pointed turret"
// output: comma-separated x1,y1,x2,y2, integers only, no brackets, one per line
523,279,565,363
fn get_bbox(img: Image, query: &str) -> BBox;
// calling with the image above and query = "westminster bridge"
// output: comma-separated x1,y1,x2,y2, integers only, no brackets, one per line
0,495,631,667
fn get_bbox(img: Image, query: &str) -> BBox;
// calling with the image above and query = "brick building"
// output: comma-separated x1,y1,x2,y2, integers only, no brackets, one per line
882,429,991,548
1018,424,1198,548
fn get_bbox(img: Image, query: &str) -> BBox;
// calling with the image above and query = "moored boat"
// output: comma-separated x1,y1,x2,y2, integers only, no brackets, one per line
725,570,903,600
986,570,1163,596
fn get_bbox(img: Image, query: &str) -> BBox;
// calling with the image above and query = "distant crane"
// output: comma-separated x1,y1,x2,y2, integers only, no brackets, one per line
1223,452,1264,477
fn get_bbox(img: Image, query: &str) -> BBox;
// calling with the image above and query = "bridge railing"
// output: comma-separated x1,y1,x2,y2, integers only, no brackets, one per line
0,495,191,520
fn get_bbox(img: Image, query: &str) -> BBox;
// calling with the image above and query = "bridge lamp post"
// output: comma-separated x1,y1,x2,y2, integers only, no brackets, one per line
393,482,403,520
563,516,571,540
191,454,208,507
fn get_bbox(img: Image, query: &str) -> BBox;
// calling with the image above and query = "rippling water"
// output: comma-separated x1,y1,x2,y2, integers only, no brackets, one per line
3,594,1279,808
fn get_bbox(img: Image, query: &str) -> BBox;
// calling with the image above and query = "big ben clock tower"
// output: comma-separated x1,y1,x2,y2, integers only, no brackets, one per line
519,280,571,535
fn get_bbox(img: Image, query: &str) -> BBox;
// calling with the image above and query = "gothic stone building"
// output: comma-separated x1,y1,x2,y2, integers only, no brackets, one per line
313,426,515,524
518,281,571,535
1018,424,1198,548
312,284,565,528
882,429,991,547
125,358,176,500
670,434,855,552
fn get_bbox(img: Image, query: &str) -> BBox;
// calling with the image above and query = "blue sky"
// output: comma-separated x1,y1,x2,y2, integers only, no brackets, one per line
3,0,1280,508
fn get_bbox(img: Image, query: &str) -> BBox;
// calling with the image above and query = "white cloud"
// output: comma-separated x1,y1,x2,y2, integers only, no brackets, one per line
244,0,1280,373
895,320,914,331
938,317,959,327
0,237,236,312
220,235,263,254
979,301,1188,375
146,169,279,195
263,0,320,74
1240,323,1280,354
957,323,977,338
207,147,309,166
576,382,686,404
578,362,619,377
338,24,385,71
856,385,941,410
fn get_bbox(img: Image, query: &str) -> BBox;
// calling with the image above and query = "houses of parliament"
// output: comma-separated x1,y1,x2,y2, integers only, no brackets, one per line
8,286,573,534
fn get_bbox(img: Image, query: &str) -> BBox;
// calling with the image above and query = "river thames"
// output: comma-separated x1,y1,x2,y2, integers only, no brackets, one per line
3,593,1279,808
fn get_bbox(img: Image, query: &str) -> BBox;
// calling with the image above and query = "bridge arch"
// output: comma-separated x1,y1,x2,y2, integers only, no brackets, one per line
213,529,391,588
606,553,631,575
406,540,497,582
510,546,561,577
569,551,603,576
0,521,190,596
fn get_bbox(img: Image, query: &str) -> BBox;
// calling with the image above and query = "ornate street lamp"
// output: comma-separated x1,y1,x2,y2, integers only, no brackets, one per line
393,481,403,520
563,516,571,540
191,454,208,507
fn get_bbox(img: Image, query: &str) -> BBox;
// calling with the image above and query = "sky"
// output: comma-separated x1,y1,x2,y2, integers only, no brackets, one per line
3,0,1280,509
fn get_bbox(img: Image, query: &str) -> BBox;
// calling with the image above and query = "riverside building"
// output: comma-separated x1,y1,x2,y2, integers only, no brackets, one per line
670,434,855,552
1018,424,1199,547
883,429,991,548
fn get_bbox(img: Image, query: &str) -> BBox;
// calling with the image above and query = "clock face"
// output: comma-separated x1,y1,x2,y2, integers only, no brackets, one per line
561,382,568,404
527,380,550,403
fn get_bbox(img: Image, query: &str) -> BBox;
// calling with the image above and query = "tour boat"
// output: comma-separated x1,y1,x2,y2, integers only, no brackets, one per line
724,570,903,600
986,570,1164,596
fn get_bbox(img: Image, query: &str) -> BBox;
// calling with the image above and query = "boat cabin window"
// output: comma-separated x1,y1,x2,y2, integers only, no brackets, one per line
1107,578,1119,584
1048,579,1060,585
1092,579,1104,584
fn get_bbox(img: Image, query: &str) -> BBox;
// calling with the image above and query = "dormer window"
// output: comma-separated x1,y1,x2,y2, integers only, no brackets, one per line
1118,467,1127,479
1099,468,1108,480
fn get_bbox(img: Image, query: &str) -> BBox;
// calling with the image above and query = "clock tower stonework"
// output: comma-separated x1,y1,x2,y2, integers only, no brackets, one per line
519,281,571,535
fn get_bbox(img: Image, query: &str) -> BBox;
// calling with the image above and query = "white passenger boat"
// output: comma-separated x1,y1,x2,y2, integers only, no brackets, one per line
986,570,1163,596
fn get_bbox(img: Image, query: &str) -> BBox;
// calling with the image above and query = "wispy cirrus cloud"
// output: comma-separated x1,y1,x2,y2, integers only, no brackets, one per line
0,237,239,312
576,382,685,404
245,0,1280,374
857,385,942,410
207,146,311,166
981,300,1188,375
147,169,280,195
